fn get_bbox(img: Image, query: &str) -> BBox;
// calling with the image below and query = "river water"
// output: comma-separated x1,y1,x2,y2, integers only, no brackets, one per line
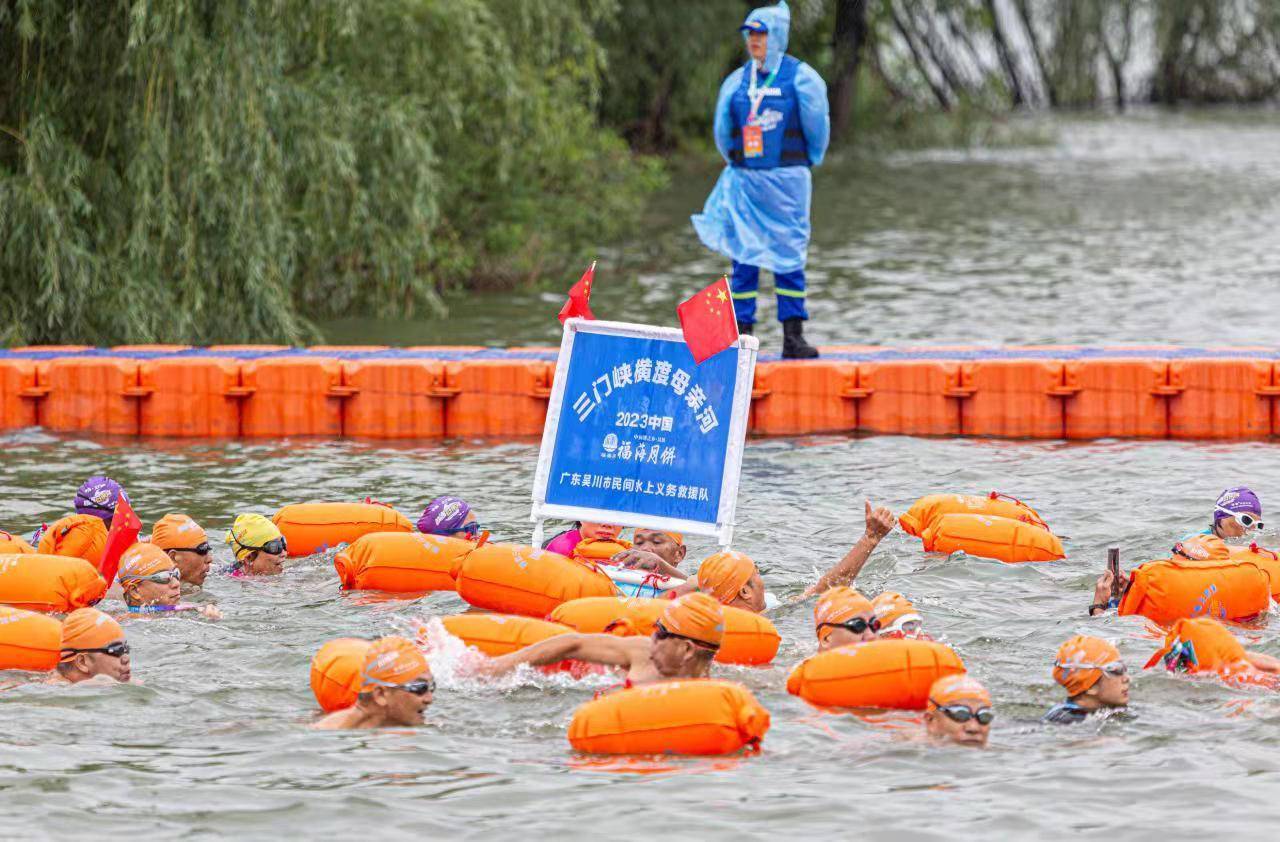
5,113,1280,838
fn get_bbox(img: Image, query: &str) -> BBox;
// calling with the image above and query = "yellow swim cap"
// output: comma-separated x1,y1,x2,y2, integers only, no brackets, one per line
225,513,284,562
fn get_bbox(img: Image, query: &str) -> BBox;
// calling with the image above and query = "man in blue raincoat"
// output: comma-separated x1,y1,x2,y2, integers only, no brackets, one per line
691,1,829,359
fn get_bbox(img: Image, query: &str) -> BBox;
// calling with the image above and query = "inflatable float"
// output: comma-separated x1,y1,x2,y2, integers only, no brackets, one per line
786,638,966,710
273,501,413,557
0,605,63,671
452,543,618,617
0,554,107,613
334,532,470,592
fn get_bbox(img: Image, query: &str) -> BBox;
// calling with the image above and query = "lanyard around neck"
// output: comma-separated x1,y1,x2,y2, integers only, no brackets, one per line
748,62,779,122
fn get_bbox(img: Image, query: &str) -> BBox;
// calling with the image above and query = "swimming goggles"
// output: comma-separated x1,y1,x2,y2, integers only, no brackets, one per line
1216,507,1263,531
121,569,182,586
426,521,482,539
1053,659,1127,677
932,703,995,725
174,542,211,556
63,641,130,659
363,674,436,696
653,622,721,651
821,616,882,635
236,536,287,556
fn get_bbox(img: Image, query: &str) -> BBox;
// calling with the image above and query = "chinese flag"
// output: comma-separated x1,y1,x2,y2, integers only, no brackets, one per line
97,496,142,591
677,276,740,364
558,261,597,324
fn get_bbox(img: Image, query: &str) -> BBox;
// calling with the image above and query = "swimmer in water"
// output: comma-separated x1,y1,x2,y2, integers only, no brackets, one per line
544,521,623,557
313,636,435,730
925,675,994,748
57,608,131,684
150,514,212,591
225,513,287,575
118,544,221,619
1202,486,1263,541
417,496,483,540
609,529,688,574
813,586,880,651
1043,635,1130,724
871,591,930,640
472,592,725,688
71,475,129,528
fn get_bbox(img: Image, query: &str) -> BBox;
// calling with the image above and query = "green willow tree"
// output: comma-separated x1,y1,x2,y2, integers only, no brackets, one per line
0,0,661,345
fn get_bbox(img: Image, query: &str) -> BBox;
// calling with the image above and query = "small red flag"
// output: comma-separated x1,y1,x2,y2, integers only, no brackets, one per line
677,276,740,364
558,261,597,324
97,496,142,591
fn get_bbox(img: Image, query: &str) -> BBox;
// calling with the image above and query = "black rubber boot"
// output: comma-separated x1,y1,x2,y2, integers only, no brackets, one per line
736,321,754,336
781,318,818,359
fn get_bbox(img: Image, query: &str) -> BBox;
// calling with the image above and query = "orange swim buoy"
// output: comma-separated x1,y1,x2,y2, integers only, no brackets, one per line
549,596,781,666
568,679,771,756
333,532,471,592
899,492,1047,537
452,543,618,618
1144,617,1277,689
0,531,35,554
786,638,966,710
440,614,572,657
572,538,632,563
37,514,108,570
310,638,373,712
0,605,63,671
1118,554,1270,626
920,513,1065,563
272,502,413,557
1230,544,1280,599
0,554,107,613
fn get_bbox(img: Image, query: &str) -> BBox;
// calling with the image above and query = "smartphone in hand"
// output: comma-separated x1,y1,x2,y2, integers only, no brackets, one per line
1107,548,1122,600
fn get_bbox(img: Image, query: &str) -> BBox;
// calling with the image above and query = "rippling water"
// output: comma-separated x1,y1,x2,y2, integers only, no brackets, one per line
7,113,1280,837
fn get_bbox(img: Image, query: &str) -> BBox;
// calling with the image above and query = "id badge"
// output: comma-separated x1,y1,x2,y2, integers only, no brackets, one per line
742,125,763,158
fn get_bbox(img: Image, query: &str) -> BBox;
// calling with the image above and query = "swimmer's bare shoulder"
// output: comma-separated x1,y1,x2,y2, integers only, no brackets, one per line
311,708,365,730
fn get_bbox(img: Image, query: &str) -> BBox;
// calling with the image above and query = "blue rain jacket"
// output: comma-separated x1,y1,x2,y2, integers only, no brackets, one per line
691,1,830,274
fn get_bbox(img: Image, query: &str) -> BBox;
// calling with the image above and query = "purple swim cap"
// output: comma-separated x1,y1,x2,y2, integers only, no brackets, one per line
417,496,472,535
1214,486,1261,520
74,475,129,520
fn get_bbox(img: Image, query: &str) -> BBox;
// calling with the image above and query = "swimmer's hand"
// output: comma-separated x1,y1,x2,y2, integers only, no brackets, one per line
1246,651,1280,673
197,604,223,621
1090,571,1114,615
612,549,687,580
864,500,896,542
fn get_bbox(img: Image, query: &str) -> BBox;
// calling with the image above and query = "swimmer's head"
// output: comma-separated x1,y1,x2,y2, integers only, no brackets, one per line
118,543,182,607
151,514,211,587
925,674,992,748
1214,487,1263,539
814,586,877,650
871,591,924,639
697,551,765,613
580,522,623,541
74,475,128,525
359,636,434,725
225,514,286,575
1054,635,1128,708
59,608,130,683
632,528,686,567
417,496,479,540
651,592,724,678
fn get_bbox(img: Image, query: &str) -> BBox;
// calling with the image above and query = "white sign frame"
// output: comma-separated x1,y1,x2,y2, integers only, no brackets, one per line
530,318,758,549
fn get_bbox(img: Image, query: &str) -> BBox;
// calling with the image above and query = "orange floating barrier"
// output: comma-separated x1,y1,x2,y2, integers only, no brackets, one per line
1062,358,1171,439
40,357,143,435
0,531,35,554
749,361,858,436
273,502,414,557
341,359,450,438
568,679,770,756
786,638,966,710
958,359,1068,438
898,492,1047,537
452,544,618,618
1167,359,1275,439
334,532,469,592
549,596,781,666
854,360,962,436
37,514,108,570
920,513,1064,562
1118,554,1270,626
0,359,41,430
443,360,553,438
137,357,246,437
0,606,63,671
0,554,107,613
310,638,373,712
439,614,572,657
240,357,345,437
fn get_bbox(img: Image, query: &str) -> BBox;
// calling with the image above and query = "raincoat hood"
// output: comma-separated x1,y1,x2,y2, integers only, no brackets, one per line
741,1,790,73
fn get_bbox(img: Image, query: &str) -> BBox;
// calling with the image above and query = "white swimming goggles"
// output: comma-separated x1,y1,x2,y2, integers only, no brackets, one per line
1054,659,1127,677
880,613,924,637
1216,506,1263,531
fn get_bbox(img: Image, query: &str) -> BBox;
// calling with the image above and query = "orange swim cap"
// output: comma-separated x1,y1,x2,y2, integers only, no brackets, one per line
659,592,725,648
38,515,107,568
813,586,874,642
871,591,922,632
697,551,757,604
118,543,175,591
1053,635,1121,697
361,636,430,689
0,530,35,554
60,608,125,660
1144,617,1249,674
927,673,991,709
150,514,207,551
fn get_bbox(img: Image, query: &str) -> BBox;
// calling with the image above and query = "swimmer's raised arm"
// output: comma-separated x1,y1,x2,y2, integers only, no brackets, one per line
472,633,649,678
803,500,895,598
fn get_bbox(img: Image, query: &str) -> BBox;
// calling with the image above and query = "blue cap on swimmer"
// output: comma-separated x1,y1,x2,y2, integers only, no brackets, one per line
1215,487,1261,520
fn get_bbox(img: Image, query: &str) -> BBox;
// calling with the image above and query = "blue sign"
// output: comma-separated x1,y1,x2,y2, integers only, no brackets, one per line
539,325,747,529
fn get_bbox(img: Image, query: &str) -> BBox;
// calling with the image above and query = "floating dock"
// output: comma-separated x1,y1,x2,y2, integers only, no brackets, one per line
2,344,1279,440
